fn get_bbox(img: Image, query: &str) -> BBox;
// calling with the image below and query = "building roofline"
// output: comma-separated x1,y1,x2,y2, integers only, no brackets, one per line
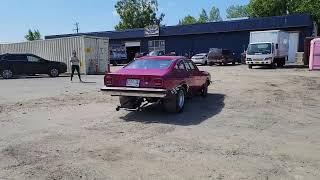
45,13,313,40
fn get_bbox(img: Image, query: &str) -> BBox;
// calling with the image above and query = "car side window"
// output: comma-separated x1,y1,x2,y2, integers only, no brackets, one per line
27,55,40,62
187,61,196,70
175,60,186,70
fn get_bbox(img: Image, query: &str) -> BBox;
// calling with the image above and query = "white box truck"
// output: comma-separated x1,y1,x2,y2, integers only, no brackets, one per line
0,36,109,74
246,30,289,69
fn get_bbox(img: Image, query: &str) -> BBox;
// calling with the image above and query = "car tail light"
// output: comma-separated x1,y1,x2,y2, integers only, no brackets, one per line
154,79,163,87
105,76,112,86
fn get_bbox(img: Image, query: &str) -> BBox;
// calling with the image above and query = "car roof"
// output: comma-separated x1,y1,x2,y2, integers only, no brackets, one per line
138,56,184,60
2,53,36,56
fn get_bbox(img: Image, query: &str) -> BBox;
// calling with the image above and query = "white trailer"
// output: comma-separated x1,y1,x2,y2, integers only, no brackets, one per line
0,36,109,74
246,30,289,69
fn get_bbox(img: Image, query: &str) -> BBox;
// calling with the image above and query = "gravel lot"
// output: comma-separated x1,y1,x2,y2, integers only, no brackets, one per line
0,65,320,179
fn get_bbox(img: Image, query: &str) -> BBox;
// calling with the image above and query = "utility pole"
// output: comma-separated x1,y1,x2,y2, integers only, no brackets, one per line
73,22,80,34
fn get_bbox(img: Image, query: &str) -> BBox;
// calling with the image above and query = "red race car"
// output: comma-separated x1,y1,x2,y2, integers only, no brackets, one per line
101,56,211,113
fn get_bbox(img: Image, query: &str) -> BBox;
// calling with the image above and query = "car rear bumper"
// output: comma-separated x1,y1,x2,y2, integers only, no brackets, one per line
101,86,167,98
191,59,205,64
208,59,227,63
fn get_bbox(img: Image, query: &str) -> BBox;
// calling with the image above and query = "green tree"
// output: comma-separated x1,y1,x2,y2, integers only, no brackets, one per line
289,0,320,29
248,0,320,31
209,6,222,22
25,29,42,41
198,9,209,23
179,15,198,25
248,0,287,17
226,5,249,19
114,0,164,30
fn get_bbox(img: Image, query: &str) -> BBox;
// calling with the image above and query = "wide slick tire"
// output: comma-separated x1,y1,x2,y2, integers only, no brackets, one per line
163,88,185,113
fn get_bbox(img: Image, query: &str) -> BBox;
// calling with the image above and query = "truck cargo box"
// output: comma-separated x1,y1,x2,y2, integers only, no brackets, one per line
0,36,109,74
250,30,289,58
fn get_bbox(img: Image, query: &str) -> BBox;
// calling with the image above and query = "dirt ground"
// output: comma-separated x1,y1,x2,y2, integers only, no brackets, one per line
0,65,319,180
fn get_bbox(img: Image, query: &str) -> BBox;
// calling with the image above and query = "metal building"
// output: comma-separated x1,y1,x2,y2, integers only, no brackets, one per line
46,14,316,63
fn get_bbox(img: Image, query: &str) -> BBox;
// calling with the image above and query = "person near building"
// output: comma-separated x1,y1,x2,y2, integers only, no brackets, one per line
70,50,82,82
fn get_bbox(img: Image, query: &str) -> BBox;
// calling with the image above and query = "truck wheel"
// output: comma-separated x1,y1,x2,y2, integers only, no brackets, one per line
248,65,253,69
1,69,13,79
270,63,277,69
49,68,59,77
277,59,285,68
232,61,236,65
163,88,185,113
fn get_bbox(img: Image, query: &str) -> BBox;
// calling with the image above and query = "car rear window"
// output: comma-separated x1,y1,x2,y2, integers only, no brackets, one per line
125,59,173,69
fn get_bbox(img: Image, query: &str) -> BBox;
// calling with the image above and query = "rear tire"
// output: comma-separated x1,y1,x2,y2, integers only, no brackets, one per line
1,69,13,79
248,65,253,69
163,88,185,113
49,68,59,77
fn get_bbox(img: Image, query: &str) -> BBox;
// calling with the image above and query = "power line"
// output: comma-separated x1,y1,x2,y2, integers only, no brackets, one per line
73,22,80,34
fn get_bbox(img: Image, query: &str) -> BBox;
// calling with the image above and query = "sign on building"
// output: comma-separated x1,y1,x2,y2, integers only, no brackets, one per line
145,25,160,37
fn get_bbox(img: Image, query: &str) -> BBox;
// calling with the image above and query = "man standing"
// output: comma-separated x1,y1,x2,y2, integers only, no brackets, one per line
70,50,82,82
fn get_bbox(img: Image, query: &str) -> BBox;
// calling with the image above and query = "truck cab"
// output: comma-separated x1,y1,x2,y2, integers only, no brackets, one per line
246,42,275,67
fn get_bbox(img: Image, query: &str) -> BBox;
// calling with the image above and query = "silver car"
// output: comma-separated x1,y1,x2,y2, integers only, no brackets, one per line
191,53,208,65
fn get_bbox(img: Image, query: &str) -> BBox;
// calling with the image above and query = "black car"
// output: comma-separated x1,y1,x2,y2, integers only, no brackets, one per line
0,53,67,79
207,48,238,66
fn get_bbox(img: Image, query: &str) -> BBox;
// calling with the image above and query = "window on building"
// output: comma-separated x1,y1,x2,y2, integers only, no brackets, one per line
148,40,165,52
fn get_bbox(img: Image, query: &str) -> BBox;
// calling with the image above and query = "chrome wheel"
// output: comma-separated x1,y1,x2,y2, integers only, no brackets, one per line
2,69,13,79
49,68,59,77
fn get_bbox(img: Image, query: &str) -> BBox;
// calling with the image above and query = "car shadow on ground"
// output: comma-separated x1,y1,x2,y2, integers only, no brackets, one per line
120,93,225,126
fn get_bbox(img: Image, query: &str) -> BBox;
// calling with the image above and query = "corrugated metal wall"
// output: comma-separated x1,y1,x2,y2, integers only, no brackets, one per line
0,36,109,74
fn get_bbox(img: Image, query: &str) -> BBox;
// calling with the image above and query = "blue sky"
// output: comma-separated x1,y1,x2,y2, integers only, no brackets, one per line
0,0,248,43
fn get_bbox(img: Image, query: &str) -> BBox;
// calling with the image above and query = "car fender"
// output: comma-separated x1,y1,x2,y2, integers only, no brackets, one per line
170,83,189,95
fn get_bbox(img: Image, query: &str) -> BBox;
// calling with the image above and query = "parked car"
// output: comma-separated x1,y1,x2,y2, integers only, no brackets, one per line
191,53,208,65
101,56,211,113
207,48,237,66
0,53,67,79
148,50,165,56
110,50,128,66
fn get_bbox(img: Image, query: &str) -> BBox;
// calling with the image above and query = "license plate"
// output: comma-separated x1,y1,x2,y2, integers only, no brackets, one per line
126,79,140,87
